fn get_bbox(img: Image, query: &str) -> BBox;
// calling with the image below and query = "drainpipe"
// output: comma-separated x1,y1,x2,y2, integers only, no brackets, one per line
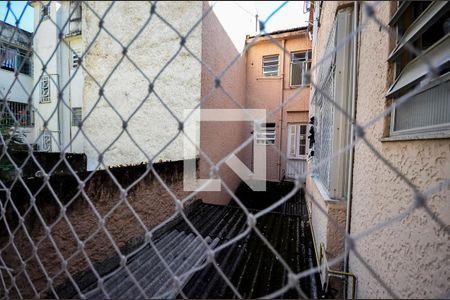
344,1,359,297
278,38,286,181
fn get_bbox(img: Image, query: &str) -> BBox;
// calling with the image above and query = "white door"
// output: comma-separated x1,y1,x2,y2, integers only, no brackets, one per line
286,123,308,180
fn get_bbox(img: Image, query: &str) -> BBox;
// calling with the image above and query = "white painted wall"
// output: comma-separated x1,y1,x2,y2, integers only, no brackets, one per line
0,70,33,104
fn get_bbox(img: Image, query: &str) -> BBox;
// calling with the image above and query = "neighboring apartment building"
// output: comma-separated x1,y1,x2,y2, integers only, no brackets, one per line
0,21,33,143
246,28,311,182
29,1,206,170
31,1,84,154
28,1,311,202
307,1,450,298
199,22,312,204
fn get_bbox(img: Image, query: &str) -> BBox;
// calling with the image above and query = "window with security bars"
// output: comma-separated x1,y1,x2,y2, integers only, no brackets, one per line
312,8,354,200
387,1,450,136
0,101,32,127
72,107,82,126
40,76,50,103
287,124,308,159
291,50,312,86
262,54,279,77
255,122,276,144
0,45,32,75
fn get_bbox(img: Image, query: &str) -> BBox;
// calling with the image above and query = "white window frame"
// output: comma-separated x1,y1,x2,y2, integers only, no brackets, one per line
39,76,51,104
389,74,450,137
290,50,312,86
262,55,279,77
287,123,308,160
255,122,276,145
388,1,450,137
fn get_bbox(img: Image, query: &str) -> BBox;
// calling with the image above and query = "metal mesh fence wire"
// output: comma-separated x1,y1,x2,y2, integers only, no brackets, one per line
0,1,449,299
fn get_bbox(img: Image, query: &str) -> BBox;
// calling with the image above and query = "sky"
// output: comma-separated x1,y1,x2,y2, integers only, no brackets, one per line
0,1,34,32
0,1,309,35
235,1,309,32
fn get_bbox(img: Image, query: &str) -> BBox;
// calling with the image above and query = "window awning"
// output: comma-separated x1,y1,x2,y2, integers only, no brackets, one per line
388,2,411,26
386,33,450,98
387,1,450,62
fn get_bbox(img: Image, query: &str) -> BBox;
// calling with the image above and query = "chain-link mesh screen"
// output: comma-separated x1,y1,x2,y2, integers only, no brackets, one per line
0,1,449,299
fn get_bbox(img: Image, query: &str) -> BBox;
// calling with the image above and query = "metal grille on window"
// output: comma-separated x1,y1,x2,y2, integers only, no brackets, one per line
41,130,52,152
72,107,82,126
39,76,50,103
0,45,17,71
255,122,276,144
0,101,31,127
262,54,279,77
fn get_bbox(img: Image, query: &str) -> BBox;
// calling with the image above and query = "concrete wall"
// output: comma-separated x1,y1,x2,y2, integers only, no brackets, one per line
0,161,192,298
308,1,450,298
82,1,202,170
246,32,311,182
199,2,253,205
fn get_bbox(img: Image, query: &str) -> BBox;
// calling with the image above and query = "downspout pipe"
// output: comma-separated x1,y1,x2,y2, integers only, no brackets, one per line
344,1,359,297
278,38,286,181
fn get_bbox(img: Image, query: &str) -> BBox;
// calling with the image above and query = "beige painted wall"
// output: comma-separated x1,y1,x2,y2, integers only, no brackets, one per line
305,0,347,271
82,2,202,170
199,14,311,204
246,32,311,182
349,2,450,298
199,2,252,205
308,1,450,298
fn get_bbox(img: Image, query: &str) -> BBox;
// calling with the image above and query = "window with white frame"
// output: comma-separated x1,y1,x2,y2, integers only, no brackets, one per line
287,124,308,159
387,1,450,136
72,107,82,126
291,50,312,86
255,123,276,145
40,76,50,104
262,55,279,77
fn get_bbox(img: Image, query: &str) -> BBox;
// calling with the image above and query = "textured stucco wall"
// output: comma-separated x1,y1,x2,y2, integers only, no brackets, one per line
309,1,450,298
305,0,347,272
306,173,346,262
349,2,450,298
82,2,202,170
